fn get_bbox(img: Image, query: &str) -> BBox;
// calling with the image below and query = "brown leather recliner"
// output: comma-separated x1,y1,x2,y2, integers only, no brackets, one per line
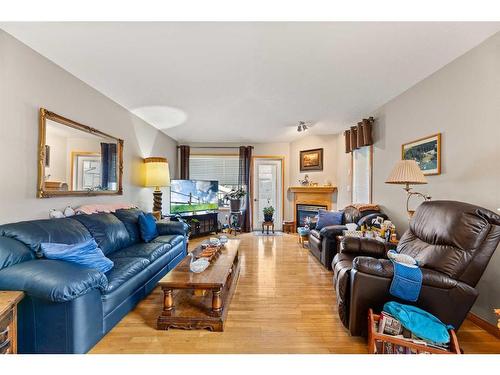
332,200,500,336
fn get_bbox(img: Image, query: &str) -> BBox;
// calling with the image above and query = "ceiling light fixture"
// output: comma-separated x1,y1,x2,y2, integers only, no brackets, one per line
297,121,311,133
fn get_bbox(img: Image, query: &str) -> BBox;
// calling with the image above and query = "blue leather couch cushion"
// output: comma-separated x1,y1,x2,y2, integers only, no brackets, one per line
138,213,159,242
316,209,344,230
153,234,184,248
41,239,114,273
157,221,189,236
111,242,170,263
0,237,35,270
0,218,92,256
112,208,143,246
0,259,108,302
73,214,130,255
145,243,185,276
103,256,150,294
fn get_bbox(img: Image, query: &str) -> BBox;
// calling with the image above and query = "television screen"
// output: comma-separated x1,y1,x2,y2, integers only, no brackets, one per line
170,179,219,214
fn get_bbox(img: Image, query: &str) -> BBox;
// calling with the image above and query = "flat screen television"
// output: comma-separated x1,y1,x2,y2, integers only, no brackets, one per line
170,179,219,214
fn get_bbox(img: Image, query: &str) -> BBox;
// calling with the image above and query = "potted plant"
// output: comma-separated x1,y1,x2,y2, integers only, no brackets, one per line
225,187,246,212
263,201,275,222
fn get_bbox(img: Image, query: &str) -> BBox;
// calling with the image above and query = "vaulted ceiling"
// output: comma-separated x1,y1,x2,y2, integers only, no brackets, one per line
2,22,499,142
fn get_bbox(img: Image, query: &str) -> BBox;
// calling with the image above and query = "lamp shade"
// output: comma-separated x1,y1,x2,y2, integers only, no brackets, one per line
385,160,427,185
144,157,170,188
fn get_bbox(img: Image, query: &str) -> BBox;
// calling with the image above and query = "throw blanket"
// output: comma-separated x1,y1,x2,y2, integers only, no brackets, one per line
75,203,137,215
387,250,422,302
383,301,453,344
345,203,380,212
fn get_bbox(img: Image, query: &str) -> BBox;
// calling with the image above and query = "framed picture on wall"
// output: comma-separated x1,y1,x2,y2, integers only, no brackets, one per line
402,133,441,175
300,148,323,171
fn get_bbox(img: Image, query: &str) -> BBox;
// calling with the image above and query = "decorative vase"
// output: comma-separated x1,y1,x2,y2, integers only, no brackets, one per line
264,214,273,222
230,199,241,212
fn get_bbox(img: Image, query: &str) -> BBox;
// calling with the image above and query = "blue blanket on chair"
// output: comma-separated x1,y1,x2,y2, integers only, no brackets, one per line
388,250,422,302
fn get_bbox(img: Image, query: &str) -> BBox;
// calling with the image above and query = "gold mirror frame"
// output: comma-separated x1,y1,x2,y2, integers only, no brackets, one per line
37,108,124,198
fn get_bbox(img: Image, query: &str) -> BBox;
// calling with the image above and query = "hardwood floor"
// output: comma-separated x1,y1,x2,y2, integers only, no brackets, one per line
90,233,500,354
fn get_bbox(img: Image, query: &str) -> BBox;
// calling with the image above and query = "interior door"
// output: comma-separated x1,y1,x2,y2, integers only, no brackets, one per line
252,158,283,230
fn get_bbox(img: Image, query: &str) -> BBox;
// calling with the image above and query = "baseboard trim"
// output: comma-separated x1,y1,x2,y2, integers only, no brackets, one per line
467,312,500,339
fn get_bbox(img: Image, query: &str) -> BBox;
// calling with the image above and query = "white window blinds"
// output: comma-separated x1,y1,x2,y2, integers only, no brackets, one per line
189,155,239,185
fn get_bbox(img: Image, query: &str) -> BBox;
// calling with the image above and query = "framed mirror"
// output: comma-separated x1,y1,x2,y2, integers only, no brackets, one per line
37,108,123,198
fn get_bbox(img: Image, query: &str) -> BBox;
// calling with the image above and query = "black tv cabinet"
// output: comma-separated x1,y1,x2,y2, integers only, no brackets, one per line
176,211,219,238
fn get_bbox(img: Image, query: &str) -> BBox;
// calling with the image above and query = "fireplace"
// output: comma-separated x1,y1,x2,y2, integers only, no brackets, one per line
296,204,327,228
288,186,337,228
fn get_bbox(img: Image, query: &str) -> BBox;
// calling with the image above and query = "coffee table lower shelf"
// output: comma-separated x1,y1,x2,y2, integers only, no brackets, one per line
156,258,240,332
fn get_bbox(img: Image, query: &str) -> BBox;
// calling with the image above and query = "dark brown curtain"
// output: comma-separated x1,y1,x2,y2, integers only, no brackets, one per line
362,118,373,145
350,126,358,150
178,145,190,179
356,121,365,147
344,117,374,153
344,130,351,153
238,146,253,232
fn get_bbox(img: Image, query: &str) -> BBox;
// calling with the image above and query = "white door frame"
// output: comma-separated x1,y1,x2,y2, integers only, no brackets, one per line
251,156,285,231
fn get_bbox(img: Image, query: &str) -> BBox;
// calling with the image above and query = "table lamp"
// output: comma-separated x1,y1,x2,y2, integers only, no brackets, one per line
385,160,430,218
144,157,170,214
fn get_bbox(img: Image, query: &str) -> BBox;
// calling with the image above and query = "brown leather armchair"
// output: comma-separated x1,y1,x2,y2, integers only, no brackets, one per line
332,200,500,336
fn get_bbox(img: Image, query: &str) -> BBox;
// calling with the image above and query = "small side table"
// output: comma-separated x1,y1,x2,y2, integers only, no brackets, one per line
262,221,274,234
282,221,295,234
0,291,24,354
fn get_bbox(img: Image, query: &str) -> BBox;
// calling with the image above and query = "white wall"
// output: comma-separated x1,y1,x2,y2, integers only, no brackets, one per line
336,31,500,325
0,30,178,223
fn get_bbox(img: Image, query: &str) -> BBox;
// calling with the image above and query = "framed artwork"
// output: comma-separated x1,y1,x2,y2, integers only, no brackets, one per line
402,133,441,175
300,148,323,172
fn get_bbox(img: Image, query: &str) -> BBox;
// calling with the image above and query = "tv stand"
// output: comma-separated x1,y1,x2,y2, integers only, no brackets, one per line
177,211,219,238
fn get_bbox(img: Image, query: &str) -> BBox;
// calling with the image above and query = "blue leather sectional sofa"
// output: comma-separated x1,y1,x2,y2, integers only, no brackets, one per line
0,208,188,354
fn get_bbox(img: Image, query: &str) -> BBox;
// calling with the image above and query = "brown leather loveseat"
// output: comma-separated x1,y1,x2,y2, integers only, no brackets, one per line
308,205,388,269
332,200,500,336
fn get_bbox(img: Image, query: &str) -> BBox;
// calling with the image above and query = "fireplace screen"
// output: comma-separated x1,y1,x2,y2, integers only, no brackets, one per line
296,204,327,227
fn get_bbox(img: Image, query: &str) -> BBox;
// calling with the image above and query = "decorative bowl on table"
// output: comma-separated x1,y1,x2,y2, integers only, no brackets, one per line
188,253,210,273
209,237,221,246
219,235,228,246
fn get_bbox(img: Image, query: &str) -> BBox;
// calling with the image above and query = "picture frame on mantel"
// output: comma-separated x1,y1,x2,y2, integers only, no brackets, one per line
402,133,441,176
300,148,323,172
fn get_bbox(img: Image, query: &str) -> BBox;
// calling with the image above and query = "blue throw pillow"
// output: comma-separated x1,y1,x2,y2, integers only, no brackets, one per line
40,239,114,273
138,212,159,242
315,209,343,230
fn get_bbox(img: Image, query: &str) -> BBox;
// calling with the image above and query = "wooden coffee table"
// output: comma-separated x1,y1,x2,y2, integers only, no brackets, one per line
157,239,240,332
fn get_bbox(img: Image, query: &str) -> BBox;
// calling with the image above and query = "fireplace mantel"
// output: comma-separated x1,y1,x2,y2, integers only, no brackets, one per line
289,186,336,194
288,186,337,225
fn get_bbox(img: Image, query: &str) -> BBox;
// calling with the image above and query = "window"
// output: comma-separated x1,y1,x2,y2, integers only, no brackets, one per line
189,155,240,207
351,146,372,204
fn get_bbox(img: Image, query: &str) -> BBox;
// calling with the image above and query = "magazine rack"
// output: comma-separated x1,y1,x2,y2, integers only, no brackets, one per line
368,309,461,354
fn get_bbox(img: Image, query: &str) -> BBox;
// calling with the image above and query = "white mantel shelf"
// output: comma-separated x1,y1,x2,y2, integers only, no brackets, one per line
288,186,337,194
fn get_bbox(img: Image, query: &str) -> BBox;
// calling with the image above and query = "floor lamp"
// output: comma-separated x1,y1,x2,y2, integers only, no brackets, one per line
385,160,431,218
